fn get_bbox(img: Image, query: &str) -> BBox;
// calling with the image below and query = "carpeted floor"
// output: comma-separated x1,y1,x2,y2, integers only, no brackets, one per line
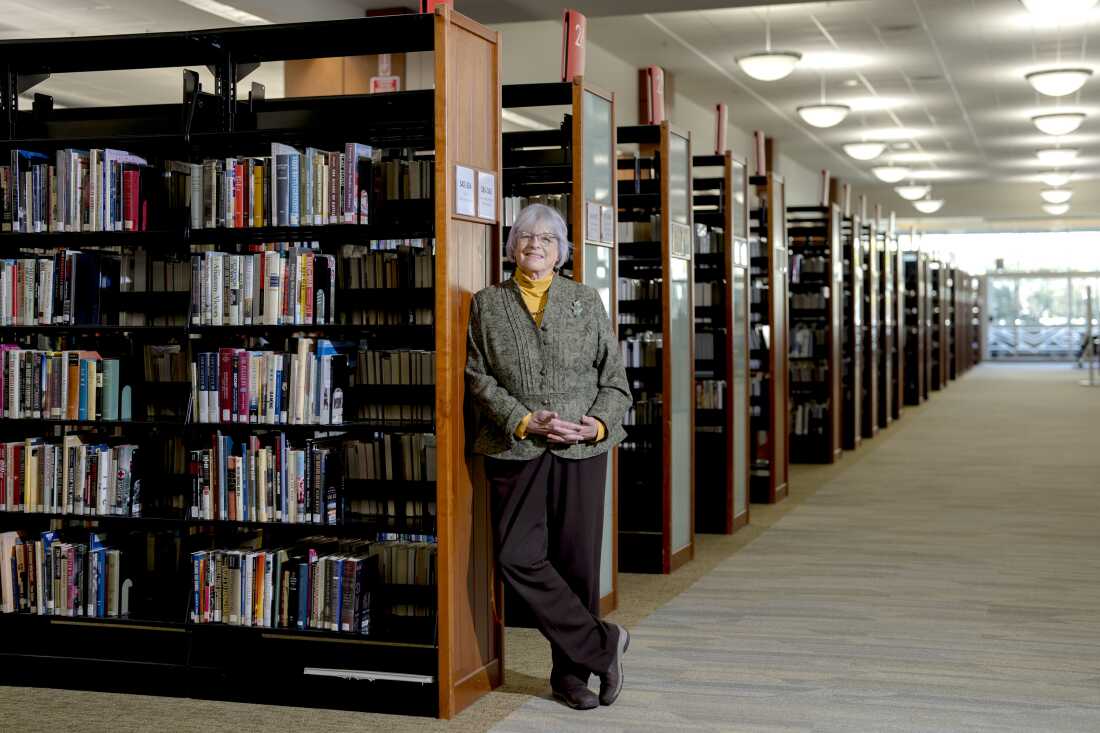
2,364,1097,731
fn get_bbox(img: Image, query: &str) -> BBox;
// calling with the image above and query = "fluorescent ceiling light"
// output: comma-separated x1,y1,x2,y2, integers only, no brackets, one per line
737,51,802,81
1032,112,1086,136
1040,188,1073,204
178,0,271,24
1036,147,1079,165
913,199,945,214
895,184,931,201
797,104,850,128
843,141,887,160
1026,68,1092,97
872,165,910,183
1039,170,1071,187
1042,202,1070,215
1020,0,1098,17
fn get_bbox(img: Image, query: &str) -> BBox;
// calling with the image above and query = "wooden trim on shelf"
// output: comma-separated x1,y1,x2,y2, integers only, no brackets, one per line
660,121,674,575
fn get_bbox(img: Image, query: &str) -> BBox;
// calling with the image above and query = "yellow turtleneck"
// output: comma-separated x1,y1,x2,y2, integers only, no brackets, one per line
512,269,605,443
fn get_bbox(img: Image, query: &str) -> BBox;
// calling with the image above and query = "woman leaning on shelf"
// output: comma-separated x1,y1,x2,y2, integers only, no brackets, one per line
465,203,633,710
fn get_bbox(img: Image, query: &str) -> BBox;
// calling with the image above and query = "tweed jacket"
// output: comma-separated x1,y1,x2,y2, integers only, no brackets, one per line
465,274,633,460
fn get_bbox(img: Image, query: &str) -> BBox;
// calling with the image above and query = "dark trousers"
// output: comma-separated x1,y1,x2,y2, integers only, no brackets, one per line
487,451,617,684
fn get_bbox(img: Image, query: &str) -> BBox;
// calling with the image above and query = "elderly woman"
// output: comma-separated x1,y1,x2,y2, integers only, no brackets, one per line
465,203,633,710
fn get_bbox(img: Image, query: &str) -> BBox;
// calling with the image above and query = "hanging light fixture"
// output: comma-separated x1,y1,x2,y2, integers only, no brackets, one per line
1043,202,1071,215
736,9,801,81
843,141,887,160
797,75,850,128
1039,170,1072,187
872,164,910,183
1020,0,1098,16
1036,147,1079,165
1032,112,1086,136
913,198,945,214
894,183,932,201
1026,68,1093,97
1040,188,1073,204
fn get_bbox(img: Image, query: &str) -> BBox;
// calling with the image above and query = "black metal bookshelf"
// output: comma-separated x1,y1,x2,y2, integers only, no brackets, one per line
859,221,879,439
903,251,926,406
0,9,503,719
875,219,894,430
839,214,863,451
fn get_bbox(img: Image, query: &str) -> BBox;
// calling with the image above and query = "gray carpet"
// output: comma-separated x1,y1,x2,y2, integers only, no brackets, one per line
489,364,1100,732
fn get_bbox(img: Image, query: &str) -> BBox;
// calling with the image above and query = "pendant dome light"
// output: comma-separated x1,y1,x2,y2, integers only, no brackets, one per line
895,183,932,201
1040,188,1073,204
1039,171,1072,187
843,141,887,161
797,75,850,128
913,195,945,214
1026,68,1093,97
1043,202,1070,215
736,9,801,81
1032,112,1086,136
872,165,911,183
1036,147,1079,166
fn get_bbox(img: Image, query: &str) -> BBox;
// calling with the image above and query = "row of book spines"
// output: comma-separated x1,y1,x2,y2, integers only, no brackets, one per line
188,437,336,525
189,548,375,633
190,250,336,327
0,532,124,618
1,349,126,422
5,148,149,234
345,433,438,483
339,249,435,290
191,343,346,427
695,379,726,410
0,440,139,518
0,250,118,327
354,351,436,388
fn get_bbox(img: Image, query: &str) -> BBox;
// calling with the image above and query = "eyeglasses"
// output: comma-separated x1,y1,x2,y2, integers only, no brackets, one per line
515,231,559,248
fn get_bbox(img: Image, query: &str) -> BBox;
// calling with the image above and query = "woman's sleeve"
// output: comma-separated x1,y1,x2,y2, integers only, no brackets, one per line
587,292,632,431
465,295,530,439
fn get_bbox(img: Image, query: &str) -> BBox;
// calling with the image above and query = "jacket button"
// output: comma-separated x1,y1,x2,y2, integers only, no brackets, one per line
540,368,547,376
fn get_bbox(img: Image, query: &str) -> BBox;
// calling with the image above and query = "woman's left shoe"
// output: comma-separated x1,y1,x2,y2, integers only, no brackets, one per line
598,623,630,706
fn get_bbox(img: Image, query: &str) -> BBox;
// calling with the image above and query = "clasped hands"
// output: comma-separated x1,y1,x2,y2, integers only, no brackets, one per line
526,410,599,444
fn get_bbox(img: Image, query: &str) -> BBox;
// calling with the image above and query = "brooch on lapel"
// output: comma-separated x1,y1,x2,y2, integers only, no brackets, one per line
571,299,584,317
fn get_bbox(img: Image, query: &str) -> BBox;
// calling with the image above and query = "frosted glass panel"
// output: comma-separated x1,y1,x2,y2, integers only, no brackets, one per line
582,91,613,205
731,265,749,518
669,256,693,553
585,243,615,598
732,160,747,242
669,134,690,225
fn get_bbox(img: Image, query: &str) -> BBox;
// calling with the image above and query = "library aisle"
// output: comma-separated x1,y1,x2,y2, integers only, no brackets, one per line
2,364,1097,732
491,364,1100,732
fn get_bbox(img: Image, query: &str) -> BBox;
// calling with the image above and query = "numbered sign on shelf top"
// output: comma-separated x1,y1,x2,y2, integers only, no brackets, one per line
715,103,727,154
641,66,666,125
561,9,587,82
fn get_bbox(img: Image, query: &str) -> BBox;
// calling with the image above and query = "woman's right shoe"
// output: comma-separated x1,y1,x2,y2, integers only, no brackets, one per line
551,683,599,710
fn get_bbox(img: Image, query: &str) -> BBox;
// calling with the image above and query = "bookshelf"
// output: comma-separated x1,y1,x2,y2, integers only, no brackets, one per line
929,260,948,391
903,251,926,406
0,9,502,719
890,228,905,420
859,221,879,439
500,79,620,615
692,151,750,534
839,214,863,451
748,173,790,503
946,266,958,381
874,217,894,430
616,123,695,573
785,204,843,463
969,275,984,368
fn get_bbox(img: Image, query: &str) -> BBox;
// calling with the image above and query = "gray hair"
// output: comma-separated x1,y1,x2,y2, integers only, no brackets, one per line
505,203,572,269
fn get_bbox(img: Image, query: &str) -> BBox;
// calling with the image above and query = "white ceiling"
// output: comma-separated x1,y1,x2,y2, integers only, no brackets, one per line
2,0,1098,230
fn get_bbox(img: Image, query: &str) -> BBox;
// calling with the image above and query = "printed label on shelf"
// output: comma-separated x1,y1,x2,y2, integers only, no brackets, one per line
455,165,475,217
600,205,615,243
477,170,496,222
586,200,600,242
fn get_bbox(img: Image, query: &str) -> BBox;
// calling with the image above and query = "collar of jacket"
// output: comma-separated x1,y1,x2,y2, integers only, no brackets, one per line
504,273,568,331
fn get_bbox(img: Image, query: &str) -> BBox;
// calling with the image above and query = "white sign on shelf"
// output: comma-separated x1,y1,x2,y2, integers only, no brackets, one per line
477,170,497,222
586,201,600,242
600,205,614,243
455,165,476,217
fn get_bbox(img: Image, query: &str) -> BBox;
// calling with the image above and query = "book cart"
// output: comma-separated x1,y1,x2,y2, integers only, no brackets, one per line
874,213,894,430
499,79,620,615
903,251,927,406
785,204,842,463
929,260,948,391
691,152,750,534
839,213,863,450
859,219,879,439
0,9,502,719
615,123,695,573
890,224,905,420
748,173,790,503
